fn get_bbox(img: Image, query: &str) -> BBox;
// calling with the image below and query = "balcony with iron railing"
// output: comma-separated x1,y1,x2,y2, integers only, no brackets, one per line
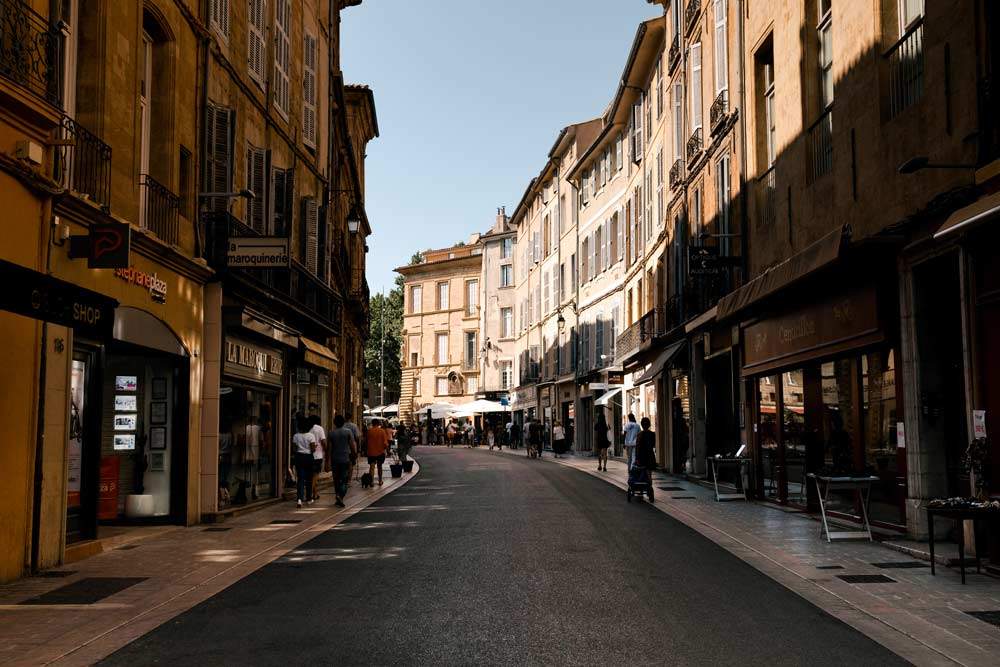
54,116,111,209
667,36,680,73
686,127,703,164
140,174,180,246
807,107,833,182
756,167,776,229
0,0,62,107
885,17,923,119
685,0,701,34
204,212,342,333
669,159,685,188
709,89,728,135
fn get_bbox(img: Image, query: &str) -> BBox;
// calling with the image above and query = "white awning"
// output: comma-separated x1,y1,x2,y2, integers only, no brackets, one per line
454,399,510,413
595,388,622,407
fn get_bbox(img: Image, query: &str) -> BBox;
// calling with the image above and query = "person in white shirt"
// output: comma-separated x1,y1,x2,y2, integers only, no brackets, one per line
292,417,317,508
308,414,327,501
552,421,567,458
623,413,641,468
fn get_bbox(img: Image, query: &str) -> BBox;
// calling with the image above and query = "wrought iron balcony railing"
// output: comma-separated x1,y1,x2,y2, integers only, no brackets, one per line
54,116,111,209
807,107,833,182
667,36,680,73
885,18,923,119
140,174,180,246
756,167,777,229
0,0,62,106
686,127,703,164
617,319,642,359
685,0,701,34
709,89,728,135
669,159,684,188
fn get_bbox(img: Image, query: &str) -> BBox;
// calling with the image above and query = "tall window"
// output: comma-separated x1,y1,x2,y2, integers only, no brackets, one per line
500,361,513,389
656,58,663,117
501,237,513,259
436,333,448,364
467,376,478,395
247,0,265,85
716,153,731,255
409,335,420,367
271,167,293,236
138,32,152,230
581,238,590,282
543,215,551,255
436,377,448,395
609,213,619,264
466,280,478,316
692,185,703,241
558,263,565,301
410,285,422,314
673,82,684,164
615,133,623,171
543,271,550,314
593,227,602,276
633,95,644,161
246,145,267,232
501,308,513,338
302,33,318,148
414,376,421,396
763,49,776,166
500,264,513,287
899,0,923,32
464,331,477,369
690,42,703,132
210,0,230,38
817,0,833,109
204,103,234,213
570,253,577,291
714,0,728,96
437,281,449,310
273,0,290,117
656,149,663,227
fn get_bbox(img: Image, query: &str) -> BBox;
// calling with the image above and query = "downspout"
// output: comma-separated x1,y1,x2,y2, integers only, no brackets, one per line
738,0,749,282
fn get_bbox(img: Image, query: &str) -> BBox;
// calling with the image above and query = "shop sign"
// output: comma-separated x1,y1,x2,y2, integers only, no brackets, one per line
742,286,881,375
113,266,168,303
227,237,290,268
0,258,116,338
225,337,284,385
607,370,624,385
68,221,131,269
973,410,987,439
515,387,535,407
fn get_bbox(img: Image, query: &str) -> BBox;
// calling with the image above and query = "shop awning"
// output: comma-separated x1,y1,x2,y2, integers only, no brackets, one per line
299,336,338,371
934,191,1000,239
594,388,622,407
632,340,686,386
454,399,510,413
716,226,847,321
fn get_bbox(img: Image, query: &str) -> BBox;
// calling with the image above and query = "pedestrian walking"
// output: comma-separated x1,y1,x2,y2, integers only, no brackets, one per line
623,413,641,468
595,411,610,471
308,414,327,501
552,420,567,457
528,418,543,459
328,415,357,507
510,421,521,450
366,418,390,486
292,417,317,508
487,426,496,450
447,421,457,448
636,417,656,469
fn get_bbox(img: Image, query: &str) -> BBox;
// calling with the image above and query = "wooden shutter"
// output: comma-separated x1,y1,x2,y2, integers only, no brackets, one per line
618,207,625,261
273,0,290,116
303,197,318,274
302,33,317,148
204,103,233,213
246,145,267,232
248,0,265,85
211,0,230,37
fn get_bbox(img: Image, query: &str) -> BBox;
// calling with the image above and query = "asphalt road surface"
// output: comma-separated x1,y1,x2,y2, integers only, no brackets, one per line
103,447,908,666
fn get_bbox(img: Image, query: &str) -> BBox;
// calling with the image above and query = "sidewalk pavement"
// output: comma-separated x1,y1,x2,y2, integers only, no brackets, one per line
494,446,1000,667
0,462,419,667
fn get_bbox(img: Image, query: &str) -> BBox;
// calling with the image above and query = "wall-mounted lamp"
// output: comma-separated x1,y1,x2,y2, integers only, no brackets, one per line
897,156,975,174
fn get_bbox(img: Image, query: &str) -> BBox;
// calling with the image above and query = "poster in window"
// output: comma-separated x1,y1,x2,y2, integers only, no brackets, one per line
115,375,138,391
113,434,136,451
114,395,137,411
114,414,137,431
68,360,86,506
150,401,167,425
149,452,165,472
152,377,168,400
150,426,166,450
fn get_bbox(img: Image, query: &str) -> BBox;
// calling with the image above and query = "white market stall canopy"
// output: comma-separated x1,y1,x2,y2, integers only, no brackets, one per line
417,402,459,419
454,399,511,414
365,404,400,416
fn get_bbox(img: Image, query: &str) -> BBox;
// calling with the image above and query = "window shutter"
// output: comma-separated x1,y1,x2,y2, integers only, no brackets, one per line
211,0,230,38
246,145,266,232
302,33,317,147
248,0,265,85
618,207,625,261
205,104,233,213
273,0,290,116
303,197,319,274
714,0,728,95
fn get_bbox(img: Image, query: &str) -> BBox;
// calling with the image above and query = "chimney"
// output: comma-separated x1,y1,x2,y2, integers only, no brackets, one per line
495,206,508,231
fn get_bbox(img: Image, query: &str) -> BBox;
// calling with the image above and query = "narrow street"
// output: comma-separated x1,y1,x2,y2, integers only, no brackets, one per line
103,447,905,666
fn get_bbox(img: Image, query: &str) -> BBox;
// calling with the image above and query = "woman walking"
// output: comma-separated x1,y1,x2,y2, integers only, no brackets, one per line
552,420,567,457
292,417,317,508
594,411,610,471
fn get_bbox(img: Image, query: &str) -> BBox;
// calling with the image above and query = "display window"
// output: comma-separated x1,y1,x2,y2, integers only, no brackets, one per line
219,384,277,507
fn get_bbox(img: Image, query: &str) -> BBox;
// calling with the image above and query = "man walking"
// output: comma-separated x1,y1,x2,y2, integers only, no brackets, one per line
623,413,641,468
308,414,327,501
328,415,357,507
366,418,390,486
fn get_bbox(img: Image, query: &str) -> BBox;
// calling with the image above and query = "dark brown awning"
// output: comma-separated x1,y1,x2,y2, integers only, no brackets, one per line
934,191,1000,239
632,341,686,386
717,226,846,322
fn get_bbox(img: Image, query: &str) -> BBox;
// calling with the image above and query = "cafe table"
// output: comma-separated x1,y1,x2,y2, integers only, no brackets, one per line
808,473,880,542
926,504,1000,585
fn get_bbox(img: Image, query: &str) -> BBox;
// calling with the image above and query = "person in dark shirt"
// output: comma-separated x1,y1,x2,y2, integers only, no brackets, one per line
635,417,657,470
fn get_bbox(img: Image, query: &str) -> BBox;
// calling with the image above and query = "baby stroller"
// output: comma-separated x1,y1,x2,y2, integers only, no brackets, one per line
626,464,654,502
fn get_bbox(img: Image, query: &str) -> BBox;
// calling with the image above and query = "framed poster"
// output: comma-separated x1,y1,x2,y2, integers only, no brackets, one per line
113,434,136,451
115,395,137,411
151,401,167,425
115,375,138,391
150,426,166,450
149,452,165,472
114,414,137,431
152,377,167,400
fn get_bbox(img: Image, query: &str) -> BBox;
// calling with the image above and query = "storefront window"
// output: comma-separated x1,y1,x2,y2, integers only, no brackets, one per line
758,376,780,501
819,359,860,515
219,385,276,507
782,370,807,504
862,349,902,524
291,369,330,431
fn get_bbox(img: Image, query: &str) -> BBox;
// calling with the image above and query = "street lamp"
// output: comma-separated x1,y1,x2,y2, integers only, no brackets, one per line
556,301,576,332
347,207,361,234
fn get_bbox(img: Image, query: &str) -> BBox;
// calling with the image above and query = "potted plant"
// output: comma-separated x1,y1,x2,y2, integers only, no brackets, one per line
964,437,990,500
389,453,404,478
397,435,415,473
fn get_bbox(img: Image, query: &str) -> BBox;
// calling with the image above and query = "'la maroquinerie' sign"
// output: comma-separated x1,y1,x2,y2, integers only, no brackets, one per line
225,338,283,384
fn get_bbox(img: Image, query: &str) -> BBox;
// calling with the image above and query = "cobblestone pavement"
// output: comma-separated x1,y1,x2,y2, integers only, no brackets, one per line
0,463,419,667
494,446,1000,667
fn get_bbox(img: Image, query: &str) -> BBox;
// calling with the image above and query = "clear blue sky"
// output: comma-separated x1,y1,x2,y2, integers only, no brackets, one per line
342,1,660,295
